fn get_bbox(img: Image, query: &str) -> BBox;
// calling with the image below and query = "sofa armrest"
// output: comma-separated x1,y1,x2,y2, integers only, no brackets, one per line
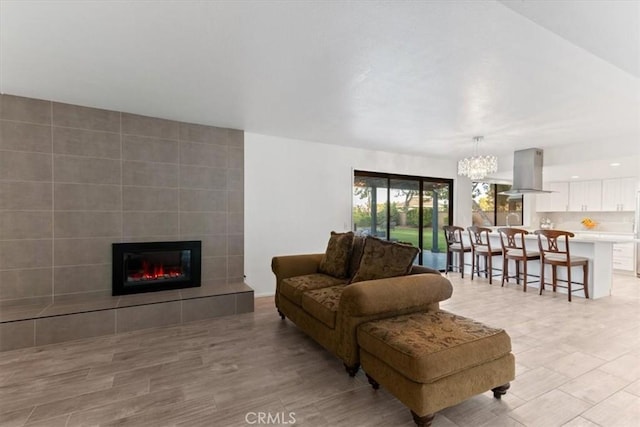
409,265,441,275
340,273,452,317
272,253,324,309
336,273,453,367
271,253,323,281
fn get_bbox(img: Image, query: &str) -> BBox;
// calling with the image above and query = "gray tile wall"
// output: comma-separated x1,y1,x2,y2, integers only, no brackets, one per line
0,94,244,302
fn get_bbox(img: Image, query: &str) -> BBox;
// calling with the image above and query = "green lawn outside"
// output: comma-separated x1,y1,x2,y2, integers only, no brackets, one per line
390,227,447,252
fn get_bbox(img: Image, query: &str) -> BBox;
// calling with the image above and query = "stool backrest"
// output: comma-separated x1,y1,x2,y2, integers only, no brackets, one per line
443,225,466,250
534,229,574,261
497,227,530,256
467,226,494,251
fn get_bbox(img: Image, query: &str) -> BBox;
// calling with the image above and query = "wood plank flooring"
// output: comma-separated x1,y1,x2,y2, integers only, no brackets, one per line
0,273,638,426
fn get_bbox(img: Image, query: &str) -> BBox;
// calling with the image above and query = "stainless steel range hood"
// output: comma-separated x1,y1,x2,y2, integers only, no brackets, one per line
499,148,552,196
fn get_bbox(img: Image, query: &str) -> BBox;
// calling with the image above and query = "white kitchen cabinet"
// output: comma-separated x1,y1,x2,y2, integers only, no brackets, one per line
601,177,637,211
536,182,569,212
569,180,602,212
535,191,551,212
612,241,635,272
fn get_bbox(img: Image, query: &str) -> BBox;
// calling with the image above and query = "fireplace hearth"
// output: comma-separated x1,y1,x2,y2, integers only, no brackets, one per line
112,241,202,295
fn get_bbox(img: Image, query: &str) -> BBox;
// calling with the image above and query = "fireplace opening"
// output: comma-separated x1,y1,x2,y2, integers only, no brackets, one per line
112,241,201,296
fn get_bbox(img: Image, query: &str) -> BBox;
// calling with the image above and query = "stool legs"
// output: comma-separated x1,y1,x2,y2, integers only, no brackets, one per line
445,251,452,275
366,373,379,390
540,263,589,301
411,411,435,427
501,258,508,287
492,383,510,399
502,259,528,292
446,250,468,278
446,250,464,277
471,253,476,281
472,253,499,285
368,373,438,427
487,255,493,284
344,363,359,377
567,266,572,302
367,375,510,427
583,264,589,299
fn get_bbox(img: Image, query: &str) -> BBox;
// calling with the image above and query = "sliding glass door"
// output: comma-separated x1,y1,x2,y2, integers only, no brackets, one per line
353,171,453,270
389,178,420,247
353,176,388,238
421,181,450,270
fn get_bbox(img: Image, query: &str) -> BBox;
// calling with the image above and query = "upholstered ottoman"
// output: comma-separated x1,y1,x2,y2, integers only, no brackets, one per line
358,311,515,427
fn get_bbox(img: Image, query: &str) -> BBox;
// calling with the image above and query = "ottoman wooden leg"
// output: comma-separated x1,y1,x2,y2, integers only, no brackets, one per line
344,363,360,377
492,383,510,399
410,411,435,427
366,373,379,390
277,309,285,320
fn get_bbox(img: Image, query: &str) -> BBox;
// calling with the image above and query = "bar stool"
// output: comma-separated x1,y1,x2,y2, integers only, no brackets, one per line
497,228,540,292
443,226,471,278
534,230,589,302
467,226,502,284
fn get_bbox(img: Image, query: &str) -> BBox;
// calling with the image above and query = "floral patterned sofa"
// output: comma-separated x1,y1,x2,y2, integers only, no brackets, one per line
271,232,453,375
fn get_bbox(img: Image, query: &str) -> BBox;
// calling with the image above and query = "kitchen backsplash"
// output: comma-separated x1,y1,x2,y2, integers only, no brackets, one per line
532,212,635,233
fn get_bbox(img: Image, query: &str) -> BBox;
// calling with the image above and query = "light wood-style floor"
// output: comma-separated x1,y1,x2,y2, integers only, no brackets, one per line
1,273,639,427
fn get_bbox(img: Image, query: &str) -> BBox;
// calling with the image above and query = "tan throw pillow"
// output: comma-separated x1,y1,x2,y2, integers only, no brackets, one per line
351,236,419,283
318,231,354,279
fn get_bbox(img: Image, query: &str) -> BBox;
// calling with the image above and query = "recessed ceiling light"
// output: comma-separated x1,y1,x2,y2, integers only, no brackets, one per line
571,175,579,179
609,162,621,167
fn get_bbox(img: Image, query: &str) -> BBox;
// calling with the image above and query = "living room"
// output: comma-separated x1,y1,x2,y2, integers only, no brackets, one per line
1,1,639,426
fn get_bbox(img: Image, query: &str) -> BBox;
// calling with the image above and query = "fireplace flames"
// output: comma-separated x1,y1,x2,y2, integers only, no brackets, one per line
128,260,184,281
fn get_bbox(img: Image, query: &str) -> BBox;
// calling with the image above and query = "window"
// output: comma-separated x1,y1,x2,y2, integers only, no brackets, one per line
472,183,523,226
353,170,453,270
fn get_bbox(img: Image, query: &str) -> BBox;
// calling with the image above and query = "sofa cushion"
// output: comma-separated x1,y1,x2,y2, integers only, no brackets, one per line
301,284,346,329
318,231,354,279
351,237,419,283
280,273,348,306
357,310,512,383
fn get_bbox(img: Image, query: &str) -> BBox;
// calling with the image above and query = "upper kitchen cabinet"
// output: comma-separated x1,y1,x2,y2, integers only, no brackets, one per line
568,180,602,212
536,182,569,212
601,177,637,211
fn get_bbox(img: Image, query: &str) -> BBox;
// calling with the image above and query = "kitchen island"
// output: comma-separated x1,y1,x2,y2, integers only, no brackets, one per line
470,230,639,300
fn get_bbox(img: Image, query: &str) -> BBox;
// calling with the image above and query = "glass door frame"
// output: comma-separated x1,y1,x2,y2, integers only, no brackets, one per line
353,170,454,267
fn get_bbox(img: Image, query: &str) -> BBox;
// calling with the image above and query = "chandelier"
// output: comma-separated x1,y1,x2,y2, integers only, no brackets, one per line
457,136,498,180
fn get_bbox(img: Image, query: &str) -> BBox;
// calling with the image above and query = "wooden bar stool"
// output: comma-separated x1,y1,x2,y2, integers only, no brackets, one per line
443,226,471,278
467,226,502,284
534,230,589,302
497,228,540,292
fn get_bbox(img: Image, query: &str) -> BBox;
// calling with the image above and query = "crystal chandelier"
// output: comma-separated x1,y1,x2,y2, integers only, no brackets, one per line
457,136,498,180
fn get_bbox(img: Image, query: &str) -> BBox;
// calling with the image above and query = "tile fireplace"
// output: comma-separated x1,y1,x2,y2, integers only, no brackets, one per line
112,241,202,295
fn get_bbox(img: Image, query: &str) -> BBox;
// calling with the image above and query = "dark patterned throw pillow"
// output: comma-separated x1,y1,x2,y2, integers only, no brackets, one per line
318,231,354,279
351,236,419,283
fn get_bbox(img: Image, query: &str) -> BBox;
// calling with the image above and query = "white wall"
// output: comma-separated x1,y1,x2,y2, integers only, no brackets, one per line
244,133,464,296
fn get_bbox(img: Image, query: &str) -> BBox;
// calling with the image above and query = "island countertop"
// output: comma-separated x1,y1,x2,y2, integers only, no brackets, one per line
485,227,638,243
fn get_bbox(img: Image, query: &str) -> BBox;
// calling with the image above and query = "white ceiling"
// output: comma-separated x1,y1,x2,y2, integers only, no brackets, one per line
1,0,638,181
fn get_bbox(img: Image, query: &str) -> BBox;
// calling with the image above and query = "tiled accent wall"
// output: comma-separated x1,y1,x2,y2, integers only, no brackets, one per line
0,94,244,303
